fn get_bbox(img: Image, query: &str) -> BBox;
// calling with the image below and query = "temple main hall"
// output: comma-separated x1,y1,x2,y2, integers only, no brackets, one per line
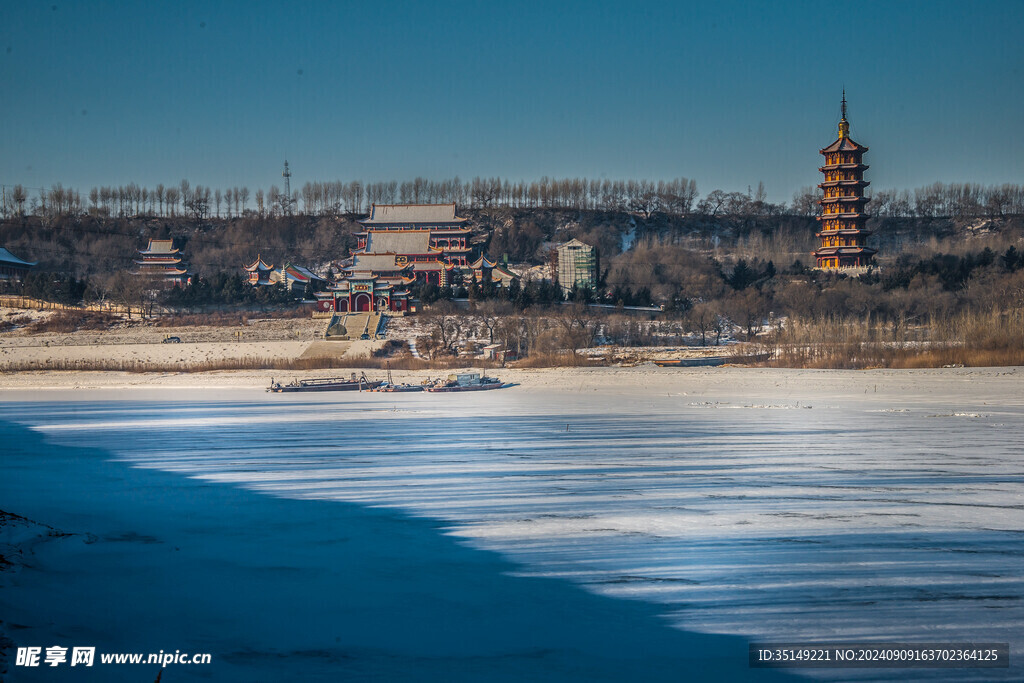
319,203,472,313
813,94,877,269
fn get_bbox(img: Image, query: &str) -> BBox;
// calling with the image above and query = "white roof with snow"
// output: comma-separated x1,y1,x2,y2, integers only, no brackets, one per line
360,203,467,225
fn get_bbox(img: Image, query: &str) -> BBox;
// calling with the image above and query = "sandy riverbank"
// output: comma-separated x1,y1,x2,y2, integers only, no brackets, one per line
1,364,1021,405
1,306,735,373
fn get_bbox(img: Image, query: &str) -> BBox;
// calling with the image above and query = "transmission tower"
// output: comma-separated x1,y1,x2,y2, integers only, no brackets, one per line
281,160,296,215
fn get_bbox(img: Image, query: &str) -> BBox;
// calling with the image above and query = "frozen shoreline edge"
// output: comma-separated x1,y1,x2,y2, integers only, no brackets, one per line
0,364,1020,393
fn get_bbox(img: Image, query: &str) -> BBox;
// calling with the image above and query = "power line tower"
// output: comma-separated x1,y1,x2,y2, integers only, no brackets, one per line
281,160,296,215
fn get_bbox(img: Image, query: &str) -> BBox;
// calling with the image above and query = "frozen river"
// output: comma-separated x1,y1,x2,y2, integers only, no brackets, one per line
3,367,1022,680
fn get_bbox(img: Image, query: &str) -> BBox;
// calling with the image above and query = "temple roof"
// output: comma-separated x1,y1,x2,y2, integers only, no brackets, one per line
412,261,455,271
820,136,867,154
359,203,468,225
135,266,189,275
814,246,878,256
138,239,179,255
350,253,411,271
280,264,320,282
364,231,436,254
244,254,274,271
0,247,36,267
470,255,497,269
134,257,182,265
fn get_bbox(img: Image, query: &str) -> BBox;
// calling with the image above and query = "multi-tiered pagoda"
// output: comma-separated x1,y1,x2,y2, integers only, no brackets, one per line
813,94,876,269
134,238,189,287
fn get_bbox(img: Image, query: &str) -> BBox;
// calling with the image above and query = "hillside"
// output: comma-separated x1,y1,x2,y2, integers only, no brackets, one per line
3,208,1022,285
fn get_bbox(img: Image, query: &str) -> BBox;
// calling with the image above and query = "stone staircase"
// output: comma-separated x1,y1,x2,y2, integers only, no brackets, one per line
324,312,382,340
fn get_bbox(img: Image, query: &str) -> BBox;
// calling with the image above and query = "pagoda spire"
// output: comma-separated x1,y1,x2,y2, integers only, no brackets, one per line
838,89,850,138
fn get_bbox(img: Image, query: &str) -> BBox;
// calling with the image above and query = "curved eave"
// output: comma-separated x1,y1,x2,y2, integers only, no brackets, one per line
813,246,877,256
819,164,868,173
819,137,869,154
816,230,874,237
817,213,871,220
819,197,870,204
818,180,868,188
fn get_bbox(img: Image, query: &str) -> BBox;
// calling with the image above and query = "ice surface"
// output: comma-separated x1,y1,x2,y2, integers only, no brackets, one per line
5,372,1024,681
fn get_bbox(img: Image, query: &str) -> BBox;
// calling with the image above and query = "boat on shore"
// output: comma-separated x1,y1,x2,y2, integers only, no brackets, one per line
370,361,426,392
653,353,770,367
425,372,504,392
373,382,425,392
268,373,382,393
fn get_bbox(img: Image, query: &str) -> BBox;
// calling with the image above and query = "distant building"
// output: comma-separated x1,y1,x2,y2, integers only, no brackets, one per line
0,247,36,283
555,238,596,294
134,239,189,287
318,203,472,313
813,93,877,269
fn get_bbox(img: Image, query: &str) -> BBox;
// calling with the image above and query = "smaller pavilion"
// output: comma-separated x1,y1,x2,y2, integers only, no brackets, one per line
469,255,517,288
244,255,275,286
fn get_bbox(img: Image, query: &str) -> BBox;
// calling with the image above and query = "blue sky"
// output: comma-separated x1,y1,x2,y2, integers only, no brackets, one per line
2,0,1021,203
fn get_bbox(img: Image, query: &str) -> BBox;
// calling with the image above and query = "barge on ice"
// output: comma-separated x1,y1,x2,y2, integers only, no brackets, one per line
268,373,382,393
425,372,504,392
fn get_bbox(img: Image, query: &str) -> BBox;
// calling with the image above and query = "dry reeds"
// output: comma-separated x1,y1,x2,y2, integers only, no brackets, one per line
154,309,308,328
765,308,1024,369
510,351,599,368
24,311,119,334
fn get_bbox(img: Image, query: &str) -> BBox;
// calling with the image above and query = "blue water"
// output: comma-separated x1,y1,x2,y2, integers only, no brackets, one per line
0,409,789,682
3,381,1023,681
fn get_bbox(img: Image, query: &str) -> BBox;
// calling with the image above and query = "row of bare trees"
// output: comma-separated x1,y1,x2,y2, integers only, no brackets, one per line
6,177,1024,223
790,182,1024,219
3,176,700,220
298,177,703,216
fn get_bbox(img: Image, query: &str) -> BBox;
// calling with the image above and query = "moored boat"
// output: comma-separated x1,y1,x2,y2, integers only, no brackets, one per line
653,353,770,368
373,382,425,392
268,373,382,392
424,372,504,392
370,361,426,392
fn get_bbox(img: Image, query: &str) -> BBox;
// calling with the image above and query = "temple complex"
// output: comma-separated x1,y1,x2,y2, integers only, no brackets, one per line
134,239,189,287
813,93,877,269
318,203,471,313
356,203,471,282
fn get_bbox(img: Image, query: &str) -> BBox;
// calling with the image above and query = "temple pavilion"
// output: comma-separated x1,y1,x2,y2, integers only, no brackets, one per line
244,255,274,285
245,256,325,295
355,203,471,281
134,239,189,287
813,93,877,269
469,255,517,287
318,203,471,313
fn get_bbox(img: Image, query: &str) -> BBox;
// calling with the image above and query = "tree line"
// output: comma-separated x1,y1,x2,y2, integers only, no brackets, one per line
790,182,1024,219
6,177,1022,223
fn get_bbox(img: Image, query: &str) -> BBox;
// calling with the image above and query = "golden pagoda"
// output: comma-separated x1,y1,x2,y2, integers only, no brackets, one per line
814,92,876,269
